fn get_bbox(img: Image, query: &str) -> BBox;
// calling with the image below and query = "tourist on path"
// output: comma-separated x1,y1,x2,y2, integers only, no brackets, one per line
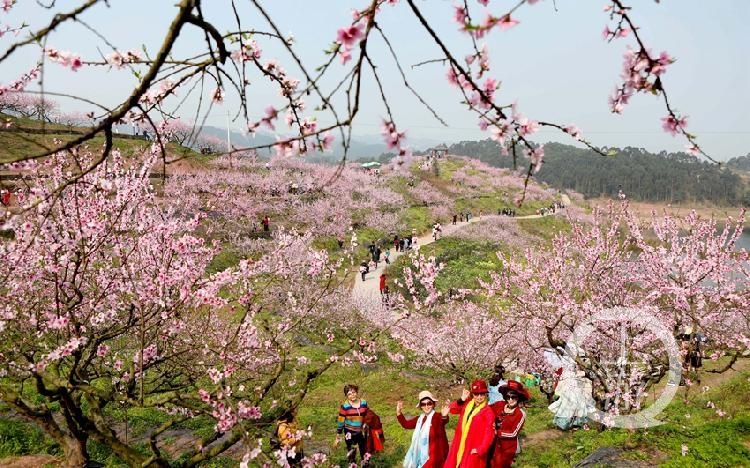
379,273,387,297
360,262,368,282
488,381,529,468
444,380,495,468
262,215,270,232
397,391,450,468
452,214,458,225
335,384,370,465
384,249,391,265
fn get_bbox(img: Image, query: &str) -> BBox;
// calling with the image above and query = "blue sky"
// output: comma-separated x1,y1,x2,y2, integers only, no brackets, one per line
1,0,748,159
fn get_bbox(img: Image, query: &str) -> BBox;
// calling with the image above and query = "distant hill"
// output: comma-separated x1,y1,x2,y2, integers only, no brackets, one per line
445,139,748,206
200,125,389,160
727,153,750,172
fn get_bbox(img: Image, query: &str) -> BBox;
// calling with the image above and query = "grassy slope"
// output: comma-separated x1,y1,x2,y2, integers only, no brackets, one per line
3,151,747,466
0,114,197,163
2,360,748,466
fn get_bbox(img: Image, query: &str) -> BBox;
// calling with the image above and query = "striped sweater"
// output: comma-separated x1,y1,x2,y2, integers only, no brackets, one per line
336,399,369,434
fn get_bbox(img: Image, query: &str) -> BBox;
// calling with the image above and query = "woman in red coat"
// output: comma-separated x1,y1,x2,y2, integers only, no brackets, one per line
489,380,530,468
397,390,450,468
444,380,496,468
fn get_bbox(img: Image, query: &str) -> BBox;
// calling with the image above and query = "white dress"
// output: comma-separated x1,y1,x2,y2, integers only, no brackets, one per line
547,371,596,430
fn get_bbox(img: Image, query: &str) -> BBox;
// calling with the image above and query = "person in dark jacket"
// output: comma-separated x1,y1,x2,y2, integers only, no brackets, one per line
397,390,450,468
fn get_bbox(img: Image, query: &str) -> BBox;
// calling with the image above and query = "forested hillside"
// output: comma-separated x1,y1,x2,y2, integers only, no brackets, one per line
447,139,748,205
727,153,750,171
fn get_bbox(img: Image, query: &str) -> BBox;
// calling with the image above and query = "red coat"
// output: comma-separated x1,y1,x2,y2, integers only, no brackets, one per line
398,412,449,468
444,399,495,468
363,409,385,454
488,401,526,468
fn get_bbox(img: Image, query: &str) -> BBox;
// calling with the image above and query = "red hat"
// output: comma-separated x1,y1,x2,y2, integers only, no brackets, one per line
498,380,531,403
470,379,489,394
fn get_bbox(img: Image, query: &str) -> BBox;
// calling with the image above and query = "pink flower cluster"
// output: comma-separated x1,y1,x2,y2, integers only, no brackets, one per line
0,67,39,97
45,48,83,71
231,39,262,63
381,119,411,165
105,49,142,69
608,47,674,114
336,11,365,64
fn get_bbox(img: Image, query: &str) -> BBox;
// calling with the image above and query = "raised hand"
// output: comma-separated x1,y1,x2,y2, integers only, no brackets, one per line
461,388,471,401
441,399,450,416
396,400,403,415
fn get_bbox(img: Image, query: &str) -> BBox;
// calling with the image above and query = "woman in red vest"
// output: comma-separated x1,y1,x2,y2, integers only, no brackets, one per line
397,390,450,468
444,380,495,468
488,380,530,468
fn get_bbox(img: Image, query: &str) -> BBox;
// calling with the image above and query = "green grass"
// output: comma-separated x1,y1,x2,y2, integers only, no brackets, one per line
207,248,243,274
517,215,572,241
397,206,433,234
517,368,750,467
385,237,506,299
435,158,466,181
0,419,59,458
0,114,197,163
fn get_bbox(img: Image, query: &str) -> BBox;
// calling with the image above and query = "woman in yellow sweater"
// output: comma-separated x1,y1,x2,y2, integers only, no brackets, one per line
277,409,304,465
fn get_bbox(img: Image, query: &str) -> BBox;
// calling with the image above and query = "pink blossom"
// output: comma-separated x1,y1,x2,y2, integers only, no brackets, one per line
527,145,544,173
564,125,582,141
318,131,334,152
381,120,406,149
661,114,688,136
454,6,468,25
516,117,539,136
238,401,262,419
96,344,109,358
339,48,352,64
211,87,224,103
497,14,519,30
336,23,364,48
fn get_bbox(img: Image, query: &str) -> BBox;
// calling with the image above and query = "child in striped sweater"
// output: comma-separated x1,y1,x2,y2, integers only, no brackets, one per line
334,383,370,465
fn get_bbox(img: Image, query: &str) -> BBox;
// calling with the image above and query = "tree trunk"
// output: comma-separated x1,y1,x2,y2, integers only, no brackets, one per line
61,435,89,468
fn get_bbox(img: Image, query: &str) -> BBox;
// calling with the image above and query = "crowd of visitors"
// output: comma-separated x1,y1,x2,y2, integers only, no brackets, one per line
321,377,531,467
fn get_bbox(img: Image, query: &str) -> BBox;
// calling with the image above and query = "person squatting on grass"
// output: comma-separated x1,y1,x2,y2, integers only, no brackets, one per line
276,408,304,466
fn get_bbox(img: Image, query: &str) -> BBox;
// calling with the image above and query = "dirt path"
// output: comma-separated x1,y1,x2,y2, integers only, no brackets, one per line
352,212,551,301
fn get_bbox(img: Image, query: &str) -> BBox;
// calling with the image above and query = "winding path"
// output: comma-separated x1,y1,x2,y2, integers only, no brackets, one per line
352,212,551,301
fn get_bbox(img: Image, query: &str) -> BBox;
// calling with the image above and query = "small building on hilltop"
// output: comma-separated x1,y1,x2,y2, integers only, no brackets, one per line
429,143,448,159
